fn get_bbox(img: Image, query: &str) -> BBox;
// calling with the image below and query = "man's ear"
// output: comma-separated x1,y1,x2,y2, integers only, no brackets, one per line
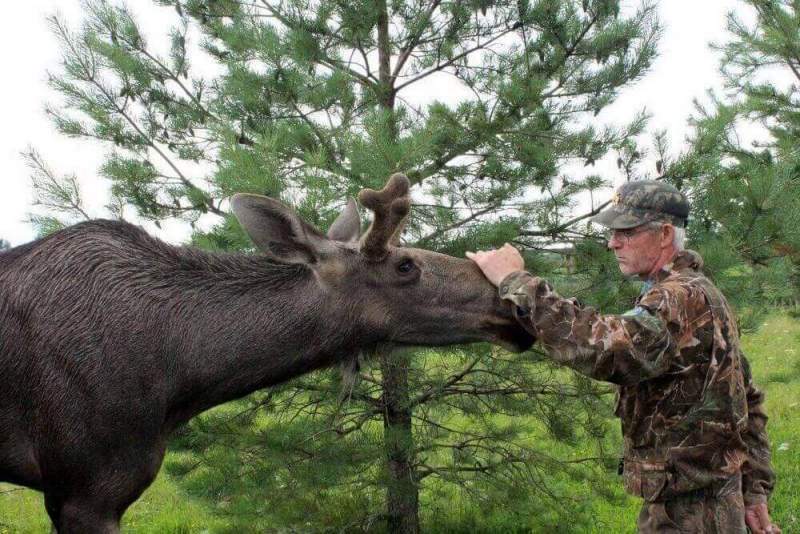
230,193,326,264
661,224,675,249
327,198,361,243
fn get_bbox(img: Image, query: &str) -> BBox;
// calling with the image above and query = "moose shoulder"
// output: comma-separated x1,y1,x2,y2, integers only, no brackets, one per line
0,174,534,533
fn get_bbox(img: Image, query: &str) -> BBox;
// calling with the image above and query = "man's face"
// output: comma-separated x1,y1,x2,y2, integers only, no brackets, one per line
607,224,665,277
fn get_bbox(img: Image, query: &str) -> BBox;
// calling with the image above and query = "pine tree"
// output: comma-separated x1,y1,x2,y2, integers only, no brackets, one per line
39,0,661,530
0,239,9,251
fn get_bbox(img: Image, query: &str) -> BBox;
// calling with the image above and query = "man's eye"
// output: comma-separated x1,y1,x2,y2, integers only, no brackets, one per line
610,230,634,239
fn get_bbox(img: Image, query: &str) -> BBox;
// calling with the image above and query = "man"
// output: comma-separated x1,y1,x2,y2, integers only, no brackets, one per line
467,181,780,533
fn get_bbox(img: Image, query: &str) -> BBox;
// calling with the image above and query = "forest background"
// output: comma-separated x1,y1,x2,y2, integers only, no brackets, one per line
1,0,799,532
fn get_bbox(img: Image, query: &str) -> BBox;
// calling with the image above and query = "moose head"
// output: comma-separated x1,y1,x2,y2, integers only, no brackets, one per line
230,173,534,352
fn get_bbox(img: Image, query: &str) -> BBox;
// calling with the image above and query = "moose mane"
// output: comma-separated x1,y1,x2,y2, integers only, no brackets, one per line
3,219,311,294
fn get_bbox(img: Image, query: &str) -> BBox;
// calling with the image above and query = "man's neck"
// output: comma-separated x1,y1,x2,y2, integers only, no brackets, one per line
645,246,679,281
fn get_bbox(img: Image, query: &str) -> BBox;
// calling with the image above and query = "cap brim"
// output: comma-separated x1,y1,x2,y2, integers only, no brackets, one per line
589,207,648,230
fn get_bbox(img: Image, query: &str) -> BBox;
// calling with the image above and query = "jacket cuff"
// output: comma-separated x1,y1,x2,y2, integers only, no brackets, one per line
498,271,533,301
743,492,768,507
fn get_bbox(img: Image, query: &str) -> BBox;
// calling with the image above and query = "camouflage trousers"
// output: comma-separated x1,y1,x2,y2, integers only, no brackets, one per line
636,473,747,533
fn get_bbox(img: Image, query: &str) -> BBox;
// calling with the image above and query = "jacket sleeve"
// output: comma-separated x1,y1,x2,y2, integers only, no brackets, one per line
498,271,684,386
740,354,776,506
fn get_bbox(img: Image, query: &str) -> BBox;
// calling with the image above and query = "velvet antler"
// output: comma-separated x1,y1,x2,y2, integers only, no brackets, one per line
358,173,411,260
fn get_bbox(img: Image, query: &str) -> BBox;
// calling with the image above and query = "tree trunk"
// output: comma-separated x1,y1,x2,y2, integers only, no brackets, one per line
376,2,418,530
380,349,420,534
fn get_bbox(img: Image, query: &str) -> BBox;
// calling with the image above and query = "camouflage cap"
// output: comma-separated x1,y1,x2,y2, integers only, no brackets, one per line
590,180,689,229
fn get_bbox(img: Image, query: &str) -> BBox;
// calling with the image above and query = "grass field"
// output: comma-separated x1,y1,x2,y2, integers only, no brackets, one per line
2,313,798,533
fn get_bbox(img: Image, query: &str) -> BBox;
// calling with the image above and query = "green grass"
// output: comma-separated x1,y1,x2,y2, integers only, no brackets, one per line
2,313,799,532
742,314,800,533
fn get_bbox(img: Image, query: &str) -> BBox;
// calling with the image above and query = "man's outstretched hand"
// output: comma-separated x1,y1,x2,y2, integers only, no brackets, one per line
746,503,781,534
466,243,526,287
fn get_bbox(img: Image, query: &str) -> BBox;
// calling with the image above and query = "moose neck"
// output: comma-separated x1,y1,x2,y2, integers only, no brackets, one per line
157,250,362,426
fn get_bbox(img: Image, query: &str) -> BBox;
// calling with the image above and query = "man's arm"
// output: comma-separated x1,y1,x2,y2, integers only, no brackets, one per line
467,244,683,385
740,354,776,505
740,355,781,534
497,270,683,385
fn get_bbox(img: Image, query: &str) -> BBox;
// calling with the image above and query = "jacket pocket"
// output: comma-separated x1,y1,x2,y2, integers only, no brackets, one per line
623,460,670,502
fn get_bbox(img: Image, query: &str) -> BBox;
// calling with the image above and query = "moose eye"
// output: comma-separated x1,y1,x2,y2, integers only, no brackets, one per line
396,258,416,275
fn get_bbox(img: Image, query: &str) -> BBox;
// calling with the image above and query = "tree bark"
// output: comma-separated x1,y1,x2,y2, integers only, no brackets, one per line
380,349,420,534
376,2,419,530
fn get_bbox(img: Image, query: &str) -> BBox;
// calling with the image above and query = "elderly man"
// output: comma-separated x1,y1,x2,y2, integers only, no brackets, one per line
467,181,779,533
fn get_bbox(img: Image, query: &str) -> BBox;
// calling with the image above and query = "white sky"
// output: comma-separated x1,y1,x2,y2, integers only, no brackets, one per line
0,0,749,247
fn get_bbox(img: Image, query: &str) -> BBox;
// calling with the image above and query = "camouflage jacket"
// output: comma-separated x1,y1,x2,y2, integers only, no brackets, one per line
499,250,775,504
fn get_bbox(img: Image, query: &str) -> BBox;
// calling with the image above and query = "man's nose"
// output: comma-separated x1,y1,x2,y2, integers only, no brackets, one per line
607,235,622,250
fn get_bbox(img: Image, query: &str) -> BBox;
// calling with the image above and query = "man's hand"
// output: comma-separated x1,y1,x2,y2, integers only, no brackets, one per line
466,243,525,287
746,503,781,534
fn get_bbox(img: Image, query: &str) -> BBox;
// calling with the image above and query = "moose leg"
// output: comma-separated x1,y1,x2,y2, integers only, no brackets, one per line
44,450,164,534
54,498,120,534
44,492,117,534
42,435,166,533
44,493,61,534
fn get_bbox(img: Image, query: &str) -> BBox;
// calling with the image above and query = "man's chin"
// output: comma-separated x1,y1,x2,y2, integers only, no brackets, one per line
617,263,642,279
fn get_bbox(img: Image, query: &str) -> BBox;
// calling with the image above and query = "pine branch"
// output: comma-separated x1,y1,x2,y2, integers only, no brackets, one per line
391,0,443,80
409,354,482,408
519,200,610,237
415,203,502,245
107,16,218,123
51,15,222,217
285,97,359,183
751,2,800,84
256,0,376,88
24,148,91,221
407,14,604,185
395,26,519,92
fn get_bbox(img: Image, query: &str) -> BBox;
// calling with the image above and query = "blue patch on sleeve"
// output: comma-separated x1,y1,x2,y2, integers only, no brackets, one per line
622,306,649,317
622,306,664,333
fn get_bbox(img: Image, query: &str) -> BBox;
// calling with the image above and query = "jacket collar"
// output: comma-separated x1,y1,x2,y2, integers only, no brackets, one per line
649,249,704,283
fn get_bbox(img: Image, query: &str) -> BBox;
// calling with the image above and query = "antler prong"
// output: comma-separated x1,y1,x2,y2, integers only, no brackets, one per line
358,173,411,260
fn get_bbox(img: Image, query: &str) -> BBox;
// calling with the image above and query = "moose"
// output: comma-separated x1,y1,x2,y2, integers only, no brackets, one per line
0,174,534,533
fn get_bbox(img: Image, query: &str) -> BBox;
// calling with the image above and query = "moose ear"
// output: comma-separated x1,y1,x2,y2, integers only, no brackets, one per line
327,198,361,243
230,193,325,264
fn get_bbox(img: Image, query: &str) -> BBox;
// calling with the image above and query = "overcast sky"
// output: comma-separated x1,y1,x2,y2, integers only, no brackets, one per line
0,0,748,247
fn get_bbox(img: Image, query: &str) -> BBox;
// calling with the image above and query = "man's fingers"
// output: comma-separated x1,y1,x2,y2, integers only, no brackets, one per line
746,509,765,534
746,504,781,534
756,504,772,529
747,521,764,533
756,503,781,534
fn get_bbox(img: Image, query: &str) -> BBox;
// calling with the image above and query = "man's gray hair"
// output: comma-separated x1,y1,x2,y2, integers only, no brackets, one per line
672,225,686,251
647,222,686,251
